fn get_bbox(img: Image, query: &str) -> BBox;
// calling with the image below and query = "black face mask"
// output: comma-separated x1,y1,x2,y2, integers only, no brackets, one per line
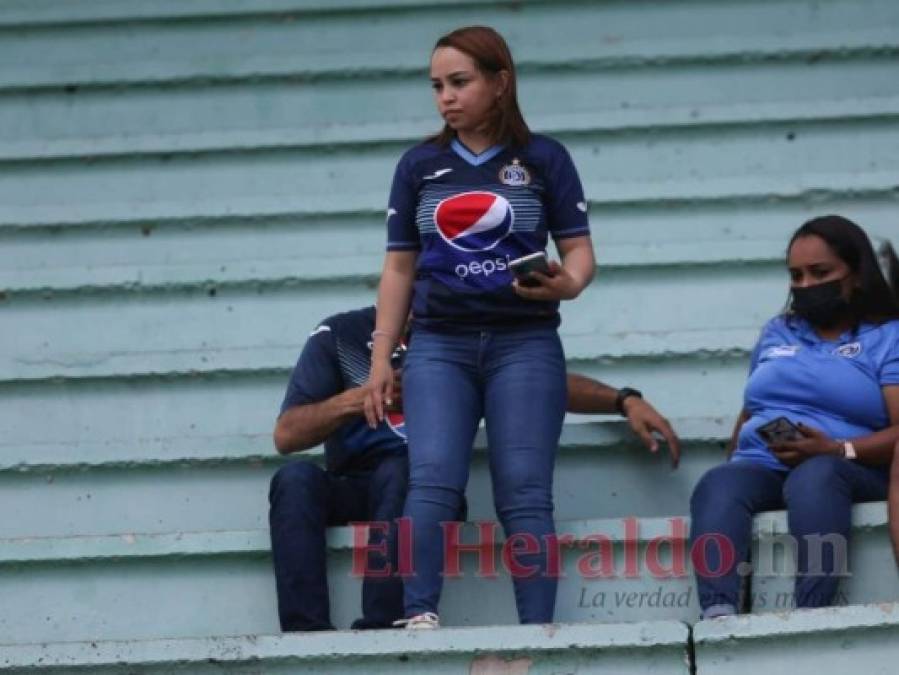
791,278,850,326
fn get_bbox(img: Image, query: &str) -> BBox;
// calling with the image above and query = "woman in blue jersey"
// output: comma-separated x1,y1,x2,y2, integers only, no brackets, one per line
364,26,596,628
691,215,899,619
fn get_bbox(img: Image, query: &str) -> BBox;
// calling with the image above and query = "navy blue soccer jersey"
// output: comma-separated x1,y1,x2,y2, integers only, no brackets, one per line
279,306,407,474
386,135,591,330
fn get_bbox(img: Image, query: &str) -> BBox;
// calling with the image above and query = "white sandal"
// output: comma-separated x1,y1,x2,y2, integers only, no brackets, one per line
392,612,440,630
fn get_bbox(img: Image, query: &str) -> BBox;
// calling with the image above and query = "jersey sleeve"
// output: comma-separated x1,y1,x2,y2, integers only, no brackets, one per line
748,318,781,374
279,323,344,414
545,142,591,241
879,322,899,386
385,153,421,251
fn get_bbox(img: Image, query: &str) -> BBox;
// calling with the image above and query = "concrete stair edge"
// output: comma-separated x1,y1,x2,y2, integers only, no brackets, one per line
0,502,887,566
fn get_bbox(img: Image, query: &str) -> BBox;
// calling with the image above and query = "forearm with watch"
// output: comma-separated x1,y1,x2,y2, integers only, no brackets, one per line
615,387,643,416
828,425,899,464
565,373,641,416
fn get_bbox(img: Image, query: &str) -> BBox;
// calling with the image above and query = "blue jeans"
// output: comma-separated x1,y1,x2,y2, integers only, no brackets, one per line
401,326,567,623
690,455,888,615
268,455,408,630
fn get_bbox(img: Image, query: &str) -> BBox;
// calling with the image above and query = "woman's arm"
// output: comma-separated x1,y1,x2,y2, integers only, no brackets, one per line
850,385,899,463
727,408,751,458
890,441,899,563
512,235,595,301
364,250,417,427
772,386,899,466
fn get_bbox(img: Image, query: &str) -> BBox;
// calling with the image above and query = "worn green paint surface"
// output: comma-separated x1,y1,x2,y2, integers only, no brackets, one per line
1,506,895,643
0,622,691,674
1,0,898,670
694,602,899,674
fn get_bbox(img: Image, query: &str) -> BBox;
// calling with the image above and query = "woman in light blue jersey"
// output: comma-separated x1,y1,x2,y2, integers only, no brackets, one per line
691,215,899,619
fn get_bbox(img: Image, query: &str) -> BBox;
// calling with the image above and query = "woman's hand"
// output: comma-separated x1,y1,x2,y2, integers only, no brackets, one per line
770,422,840,467
386,368,403,413
512,260,581,301
363,357,394,429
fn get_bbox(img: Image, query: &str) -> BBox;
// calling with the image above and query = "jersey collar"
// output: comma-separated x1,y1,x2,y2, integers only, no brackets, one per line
787,314,872,344
450,138,505,166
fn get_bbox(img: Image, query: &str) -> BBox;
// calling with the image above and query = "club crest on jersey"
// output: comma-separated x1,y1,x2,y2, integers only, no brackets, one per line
433,191,514,252
834,342,862,358
498,159,531,186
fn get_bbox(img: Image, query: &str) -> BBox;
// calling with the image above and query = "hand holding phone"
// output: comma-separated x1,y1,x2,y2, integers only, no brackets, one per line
756,416,803,445
509,252,552,287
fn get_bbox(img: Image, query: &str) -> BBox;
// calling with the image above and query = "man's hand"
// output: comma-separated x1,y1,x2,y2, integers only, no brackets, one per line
622,396,681,468
770,422,839,467
274,386,369,454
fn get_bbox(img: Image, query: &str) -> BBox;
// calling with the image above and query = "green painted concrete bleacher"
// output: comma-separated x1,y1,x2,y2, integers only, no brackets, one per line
2,505,896,644
0,621,691,674
694,602,899,674
1,0,898,671
0,433,722,539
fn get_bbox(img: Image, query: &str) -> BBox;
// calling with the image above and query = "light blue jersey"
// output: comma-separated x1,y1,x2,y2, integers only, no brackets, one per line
732,315,899,471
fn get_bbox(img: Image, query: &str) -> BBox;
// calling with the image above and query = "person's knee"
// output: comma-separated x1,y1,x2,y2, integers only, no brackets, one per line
370,455,409,498
270,461,327,505
691,465,737,515
492,466,552,520
783,454,845,504
407,456,466,511
369,455,409,518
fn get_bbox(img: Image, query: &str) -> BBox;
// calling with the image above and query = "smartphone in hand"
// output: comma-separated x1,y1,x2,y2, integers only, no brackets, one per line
509,251,551,287
756,416,803,444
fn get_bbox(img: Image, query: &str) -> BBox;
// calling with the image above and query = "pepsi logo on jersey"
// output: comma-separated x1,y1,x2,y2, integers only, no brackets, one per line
386,411,406,439
434,191,514,252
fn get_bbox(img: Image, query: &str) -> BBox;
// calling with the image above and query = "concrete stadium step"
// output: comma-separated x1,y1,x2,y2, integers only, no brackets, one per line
2,504,895,645
750,501,899,612
0,0,492,26
0,344,747,464
0,418,728,539
0,350,744,460
1,0,894,90
2,191,897,296
0,621,691,674
0,516,701,643
3,60,898,162
0,263,788,382
3,116,899,230
693,602,899,674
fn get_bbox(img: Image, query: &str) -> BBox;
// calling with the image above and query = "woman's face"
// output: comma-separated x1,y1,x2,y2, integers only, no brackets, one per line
430,46,506,136
787,234,855,296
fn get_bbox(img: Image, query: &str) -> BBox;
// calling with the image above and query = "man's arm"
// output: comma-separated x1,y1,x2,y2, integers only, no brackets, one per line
273,387,367,455
566,372,681,467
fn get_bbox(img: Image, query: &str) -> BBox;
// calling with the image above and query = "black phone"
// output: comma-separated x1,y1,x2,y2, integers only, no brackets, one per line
756,416,803,444
509,252,550,287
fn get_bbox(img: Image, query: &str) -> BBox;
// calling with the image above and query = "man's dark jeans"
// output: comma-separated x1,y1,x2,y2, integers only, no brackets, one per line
269,454,408,631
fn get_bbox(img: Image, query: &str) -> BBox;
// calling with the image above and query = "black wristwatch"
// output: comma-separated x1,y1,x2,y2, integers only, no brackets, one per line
615,387,643,416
